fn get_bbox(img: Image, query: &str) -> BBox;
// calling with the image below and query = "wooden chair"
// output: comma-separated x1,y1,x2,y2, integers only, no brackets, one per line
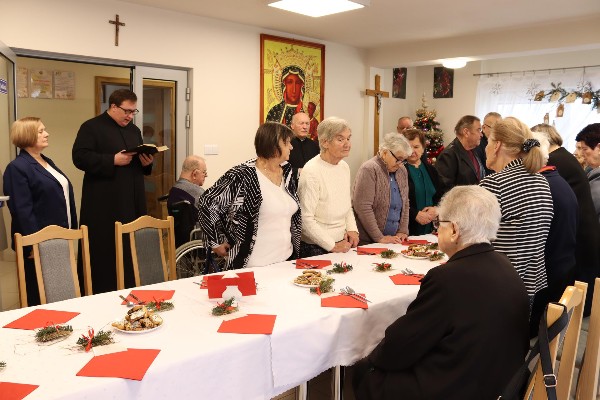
575,278,600,399
15,225,92,307
524,281,587,400
115,215,176,290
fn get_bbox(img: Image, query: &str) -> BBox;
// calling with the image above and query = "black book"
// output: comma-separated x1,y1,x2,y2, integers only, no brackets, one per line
124,144,169,155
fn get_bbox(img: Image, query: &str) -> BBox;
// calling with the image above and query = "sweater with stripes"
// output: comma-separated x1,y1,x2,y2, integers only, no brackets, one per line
479,159,553,296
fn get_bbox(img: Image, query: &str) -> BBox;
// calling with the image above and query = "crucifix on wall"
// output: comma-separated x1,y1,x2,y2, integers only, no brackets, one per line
109,14,126,46
365,74,389,155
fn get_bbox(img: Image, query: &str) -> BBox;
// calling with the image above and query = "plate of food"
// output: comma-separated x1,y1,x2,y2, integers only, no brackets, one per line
112,305,164,333
401,244,445,261
293,270,324,288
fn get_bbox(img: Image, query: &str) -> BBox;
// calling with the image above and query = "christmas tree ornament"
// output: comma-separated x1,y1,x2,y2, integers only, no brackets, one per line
582,92,593,104
556,103,564,118
534,91,545,101
414,94,444,165
565,92,577,103
543,113,550,124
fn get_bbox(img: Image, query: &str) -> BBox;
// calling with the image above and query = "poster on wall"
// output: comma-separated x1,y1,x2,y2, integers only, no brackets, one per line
17,67,28,98
53,71,76,100
392,68,407,99
29,69,53,99
260,34,324,140
433,67,454,99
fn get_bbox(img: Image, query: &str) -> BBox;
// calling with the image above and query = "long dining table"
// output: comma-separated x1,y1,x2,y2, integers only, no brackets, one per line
0,236,439,400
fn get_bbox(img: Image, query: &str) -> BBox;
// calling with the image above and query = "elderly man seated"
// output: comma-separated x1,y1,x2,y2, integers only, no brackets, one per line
167,155,207,245
352,185,529,400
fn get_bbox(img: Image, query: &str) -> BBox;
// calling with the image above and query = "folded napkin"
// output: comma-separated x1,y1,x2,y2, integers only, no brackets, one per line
390,274,424,285
121,290,175,305
217,314,277,335
3,309,80,330
77,348,161,380
294,259,332,269
356,247,389,255
0,382,39,400
321,294,368,309
402,239,430,245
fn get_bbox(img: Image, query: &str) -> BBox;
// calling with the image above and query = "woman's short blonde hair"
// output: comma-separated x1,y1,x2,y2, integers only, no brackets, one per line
438,185,501,246
317,117,351,152
531,123,563,147
379,132,412,159
11,117,42,149
490,117,545,174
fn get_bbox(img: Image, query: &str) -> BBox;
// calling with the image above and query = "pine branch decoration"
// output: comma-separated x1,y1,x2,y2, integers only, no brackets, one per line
212,297,239,316
35,324,73,342
76,330,114,351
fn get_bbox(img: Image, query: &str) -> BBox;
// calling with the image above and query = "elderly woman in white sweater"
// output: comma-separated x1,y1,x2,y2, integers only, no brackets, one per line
352,132,412,245
298,117,358,257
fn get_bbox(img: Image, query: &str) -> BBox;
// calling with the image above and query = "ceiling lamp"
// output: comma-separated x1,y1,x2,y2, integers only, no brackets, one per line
442,58,468,69
267,0,369,17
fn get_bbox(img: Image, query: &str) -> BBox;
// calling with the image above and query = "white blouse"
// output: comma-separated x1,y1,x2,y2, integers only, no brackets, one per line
246,168,299,268
44,163,72,228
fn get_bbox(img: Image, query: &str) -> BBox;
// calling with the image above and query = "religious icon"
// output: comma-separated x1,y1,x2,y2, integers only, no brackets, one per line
392,68,407,99
260,34,325,127
433,67,453,99
556,103,564,118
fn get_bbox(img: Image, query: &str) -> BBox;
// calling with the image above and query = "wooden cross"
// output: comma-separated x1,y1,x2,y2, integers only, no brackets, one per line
365,74,389,155
109,14,126,46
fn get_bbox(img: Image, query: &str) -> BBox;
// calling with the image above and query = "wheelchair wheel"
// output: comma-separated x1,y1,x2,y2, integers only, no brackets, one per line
174,240,227,278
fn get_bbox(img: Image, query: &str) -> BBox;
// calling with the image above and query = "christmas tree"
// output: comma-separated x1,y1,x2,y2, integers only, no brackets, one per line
413,94,444,164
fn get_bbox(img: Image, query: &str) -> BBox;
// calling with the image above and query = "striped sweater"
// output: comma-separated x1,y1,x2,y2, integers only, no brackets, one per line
479,159,554,296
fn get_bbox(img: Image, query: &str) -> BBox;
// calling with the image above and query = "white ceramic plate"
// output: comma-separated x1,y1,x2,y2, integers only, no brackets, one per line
292,281,320,288
112,319,163,334
401,253,429,260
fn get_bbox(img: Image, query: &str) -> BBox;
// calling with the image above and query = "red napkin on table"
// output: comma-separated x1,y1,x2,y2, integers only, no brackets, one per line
0,382,39,400
401,239,430,245
3,309,80,330
121,290,175,305
356,247,389,255
321,294,369,309
77,348,161,380
217,314,277,335
295,259,332,269
390,274,424,285
207,271,257,298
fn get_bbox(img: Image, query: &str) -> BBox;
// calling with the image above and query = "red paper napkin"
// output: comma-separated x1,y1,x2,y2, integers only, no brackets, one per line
356,247,389,255
122,290,175,305
402,239,430,245
217,314,277,334
77,348,161,380
0,382,39,400
321,294,369,309
3,309,80,330
390,274,424,285
295,259,332,269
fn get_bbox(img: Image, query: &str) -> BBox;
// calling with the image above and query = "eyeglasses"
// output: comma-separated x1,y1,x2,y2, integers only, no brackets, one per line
432,218,451,230
388,150,404,164
117,106,139,116
483,124,493,130
195,169,208,176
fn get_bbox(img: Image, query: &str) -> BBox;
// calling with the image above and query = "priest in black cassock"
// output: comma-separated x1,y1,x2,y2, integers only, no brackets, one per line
72,89,153,293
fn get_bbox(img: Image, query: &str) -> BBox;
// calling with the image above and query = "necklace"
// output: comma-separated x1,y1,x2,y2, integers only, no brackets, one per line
257,159,282,185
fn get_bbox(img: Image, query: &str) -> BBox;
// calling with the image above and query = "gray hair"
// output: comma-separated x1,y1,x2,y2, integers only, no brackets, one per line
181,155,205,173
317,116,351,152
438,185,501,245
530,131,550,166
379,132,412,159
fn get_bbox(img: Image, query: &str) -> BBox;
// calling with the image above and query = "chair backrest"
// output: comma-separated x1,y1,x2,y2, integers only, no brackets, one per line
168,200,196,248
524,281,587,400
15,225,92,307
576,278,600,399
115,215,176,289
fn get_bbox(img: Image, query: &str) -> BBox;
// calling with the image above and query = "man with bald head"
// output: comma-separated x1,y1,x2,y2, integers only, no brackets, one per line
397,116,413,133
288,112,320,173
168,155,207,219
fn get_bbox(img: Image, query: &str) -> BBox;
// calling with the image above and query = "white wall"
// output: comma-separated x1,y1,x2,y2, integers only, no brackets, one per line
0,0,367,187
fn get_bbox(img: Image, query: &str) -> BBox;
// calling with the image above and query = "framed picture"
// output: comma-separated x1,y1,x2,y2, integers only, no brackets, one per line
260,34,325,137
392,67,407,99
433,67,454,98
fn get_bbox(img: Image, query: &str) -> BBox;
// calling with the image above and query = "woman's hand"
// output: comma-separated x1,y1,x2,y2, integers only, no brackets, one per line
345,231,360,248
415,211,432,225
331,239,352,253
212,242,230,257
423,206,438,219
378,235,404,244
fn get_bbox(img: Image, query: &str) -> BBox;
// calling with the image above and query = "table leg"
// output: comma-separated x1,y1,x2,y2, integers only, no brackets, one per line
332,365,345,400
298,381,307,400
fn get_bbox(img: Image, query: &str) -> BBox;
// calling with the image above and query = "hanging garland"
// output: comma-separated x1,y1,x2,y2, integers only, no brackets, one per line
534,81,600,110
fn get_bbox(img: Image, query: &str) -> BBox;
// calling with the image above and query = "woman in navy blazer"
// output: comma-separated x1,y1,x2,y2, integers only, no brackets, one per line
3,117,77,306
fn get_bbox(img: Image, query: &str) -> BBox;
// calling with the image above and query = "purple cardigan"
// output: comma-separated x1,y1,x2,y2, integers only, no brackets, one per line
352,156,409,244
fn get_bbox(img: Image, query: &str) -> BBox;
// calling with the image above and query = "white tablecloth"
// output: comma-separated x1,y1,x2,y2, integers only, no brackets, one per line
0,236,439,400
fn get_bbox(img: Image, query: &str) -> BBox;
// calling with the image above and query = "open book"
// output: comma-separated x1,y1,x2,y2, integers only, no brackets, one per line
124,144,169,155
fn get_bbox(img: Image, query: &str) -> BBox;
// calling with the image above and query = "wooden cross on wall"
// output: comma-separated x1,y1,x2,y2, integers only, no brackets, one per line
109,14,126,46
365,74,389,155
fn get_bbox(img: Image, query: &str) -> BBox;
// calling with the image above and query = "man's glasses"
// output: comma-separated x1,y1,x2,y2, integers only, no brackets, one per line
432,218,451,229
117,106,139,116
483,124,493,130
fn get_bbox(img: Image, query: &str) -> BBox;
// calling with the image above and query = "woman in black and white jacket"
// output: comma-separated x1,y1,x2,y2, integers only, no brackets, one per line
198,122,301,270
